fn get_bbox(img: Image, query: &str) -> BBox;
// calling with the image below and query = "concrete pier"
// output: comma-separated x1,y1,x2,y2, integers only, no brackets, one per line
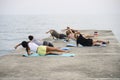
0,30,120,80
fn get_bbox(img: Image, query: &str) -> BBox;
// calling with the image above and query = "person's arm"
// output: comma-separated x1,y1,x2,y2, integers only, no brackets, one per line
76,41,79,47
14,43,21,49
68,29,74,34
46,30,50,34
76,38,79,47
46,29,53,34
26,47,31,55
74,32,78,39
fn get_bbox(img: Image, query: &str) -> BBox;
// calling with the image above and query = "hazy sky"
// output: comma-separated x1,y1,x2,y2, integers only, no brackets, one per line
0,0,120,15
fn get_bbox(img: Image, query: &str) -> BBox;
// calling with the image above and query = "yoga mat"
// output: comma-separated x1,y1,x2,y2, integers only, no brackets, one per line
60,47,70,50
66,44,76,47
23,53,75,57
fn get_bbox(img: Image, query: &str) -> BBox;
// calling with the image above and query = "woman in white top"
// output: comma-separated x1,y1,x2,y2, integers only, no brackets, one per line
21,41,69,56
14,35,54,49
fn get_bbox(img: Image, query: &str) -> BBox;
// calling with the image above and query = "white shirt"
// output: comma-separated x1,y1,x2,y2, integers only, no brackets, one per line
32,39,43,46
28,42,39,52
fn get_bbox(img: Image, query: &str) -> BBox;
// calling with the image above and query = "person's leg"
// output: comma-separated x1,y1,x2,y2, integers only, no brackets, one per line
92,40,109,46
46,46,69,54
95,40,109,44
85,34,94,38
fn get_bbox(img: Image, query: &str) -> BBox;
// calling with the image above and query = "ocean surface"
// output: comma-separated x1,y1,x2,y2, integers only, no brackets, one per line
0,14,120,56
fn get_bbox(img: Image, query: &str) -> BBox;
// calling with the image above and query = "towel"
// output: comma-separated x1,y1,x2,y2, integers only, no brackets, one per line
23,53,75,57
23,53,39,57
47,53,75,57
101,44,107,47
60,47,70,50
66,44,76,47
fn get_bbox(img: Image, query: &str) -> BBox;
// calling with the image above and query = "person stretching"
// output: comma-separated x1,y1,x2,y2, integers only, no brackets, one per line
21,41,69,55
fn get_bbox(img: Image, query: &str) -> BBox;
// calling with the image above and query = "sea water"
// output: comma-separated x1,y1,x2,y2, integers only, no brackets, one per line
0,14,120,56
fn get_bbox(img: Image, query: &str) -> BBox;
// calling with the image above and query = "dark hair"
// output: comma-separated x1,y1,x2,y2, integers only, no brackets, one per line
28,35,34,40
66,30,71,36
67,27,70,29
21,41,28,48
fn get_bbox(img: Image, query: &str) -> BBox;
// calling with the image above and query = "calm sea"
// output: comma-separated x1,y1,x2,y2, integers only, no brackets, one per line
0,14,120,56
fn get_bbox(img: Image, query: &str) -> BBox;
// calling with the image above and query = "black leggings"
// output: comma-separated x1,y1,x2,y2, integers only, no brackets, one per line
43,41,54,47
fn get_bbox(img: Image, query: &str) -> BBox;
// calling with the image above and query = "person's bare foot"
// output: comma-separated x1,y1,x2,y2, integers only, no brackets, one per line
106,41,110,44
65,51,70,53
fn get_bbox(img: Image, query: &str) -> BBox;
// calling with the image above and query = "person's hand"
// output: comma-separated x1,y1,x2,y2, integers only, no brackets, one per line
14,46,17,49
61,29,65,32
46,32,49,34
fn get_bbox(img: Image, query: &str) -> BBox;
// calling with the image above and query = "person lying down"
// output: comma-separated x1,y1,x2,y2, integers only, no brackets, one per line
21,41,69,56
76,32,109,47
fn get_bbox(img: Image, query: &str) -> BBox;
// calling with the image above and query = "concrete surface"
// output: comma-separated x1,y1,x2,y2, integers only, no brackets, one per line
0,30,120,80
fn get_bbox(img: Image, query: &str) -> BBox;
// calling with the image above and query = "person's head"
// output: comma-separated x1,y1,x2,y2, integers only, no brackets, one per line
21,41,28,48
74,31,80,39
67,27,70,29
28,35,34,41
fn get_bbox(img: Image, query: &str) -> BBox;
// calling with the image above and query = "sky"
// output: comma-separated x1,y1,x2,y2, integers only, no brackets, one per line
0,0,120,15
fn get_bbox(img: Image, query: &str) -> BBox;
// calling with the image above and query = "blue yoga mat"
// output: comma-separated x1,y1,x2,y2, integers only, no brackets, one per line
60,47,70,50
66,44,76,47
47,53,75,57
23,53,75,57
101,44,107,47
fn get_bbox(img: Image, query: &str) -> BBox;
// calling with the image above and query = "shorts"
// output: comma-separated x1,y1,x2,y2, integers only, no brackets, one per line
59,34,66,39
37,46,46,56
86,39,93,46
43,41,54,47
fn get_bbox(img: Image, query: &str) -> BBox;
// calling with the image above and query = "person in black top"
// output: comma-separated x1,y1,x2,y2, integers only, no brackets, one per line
62,27,94,42
62,27,78,36
76,32,109,47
